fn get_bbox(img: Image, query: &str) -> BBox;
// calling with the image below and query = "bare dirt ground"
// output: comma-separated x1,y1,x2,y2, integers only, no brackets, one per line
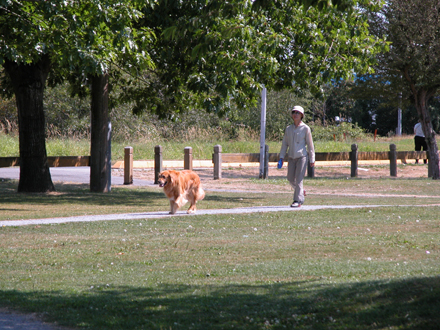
122,162,430,195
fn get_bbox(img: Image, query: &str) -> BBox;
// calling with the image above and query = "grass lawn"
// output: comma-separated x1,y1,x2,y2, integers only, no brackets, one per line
2,134,437,161
0,176,439,329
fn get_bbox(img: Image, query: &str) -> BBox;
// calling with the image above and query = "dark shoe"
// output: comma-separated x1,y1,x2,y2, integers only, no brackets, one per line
290,201,301,208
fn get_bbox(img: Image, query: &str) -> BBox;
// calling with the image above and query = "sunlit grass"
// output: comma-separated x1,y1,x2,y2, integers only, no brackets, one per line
1,138,440,329
1,133,435,160
0,133,19,156
0,205,439,329
45,138,90,156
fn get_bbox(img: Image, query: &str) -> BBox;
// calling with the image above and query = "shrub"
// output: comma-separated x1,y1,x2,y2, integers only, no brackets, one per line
310,121,367,141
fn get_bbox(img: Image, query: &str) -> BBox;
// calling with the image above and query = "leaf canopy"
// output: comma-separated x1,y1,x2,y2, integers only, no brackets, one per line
0,0,155,75
131,0,386,116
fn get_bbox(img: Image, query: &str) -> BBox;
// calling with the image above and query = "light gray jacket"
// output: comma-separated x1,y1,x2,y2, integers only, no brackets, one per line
279,122,315,163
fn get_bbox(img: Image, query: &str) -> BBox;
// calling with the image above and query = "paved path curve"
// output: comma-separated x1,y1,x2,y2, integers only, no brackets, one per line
0,167,153,186
0,204,386,227
0,166,404,329
0,203,389,329
0,308,69,330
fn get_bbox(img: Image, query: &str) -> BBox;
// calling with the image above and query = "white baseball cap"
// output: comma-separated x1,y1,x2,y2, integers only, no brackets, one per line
290,105,304,118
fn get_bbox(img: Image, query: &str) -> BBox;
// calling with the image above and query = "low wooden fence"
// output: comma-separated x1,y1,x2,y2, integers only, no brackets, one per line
0,144,430,184
0,156,90,168
153,143,430,180
211,143,430,179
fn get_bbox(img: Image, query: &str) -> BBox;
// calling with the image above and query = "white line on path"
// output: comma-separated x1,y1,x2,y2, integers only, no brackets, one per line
0,204,391,227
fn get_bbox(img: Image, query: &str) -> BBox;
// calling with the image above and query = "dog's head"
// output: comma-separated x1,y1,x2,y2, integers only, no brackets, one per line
157,170,173,188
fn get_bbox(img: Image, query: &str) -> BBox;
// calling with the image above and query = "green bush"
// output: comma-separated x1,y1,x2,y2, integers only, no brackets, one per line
310,121,368,141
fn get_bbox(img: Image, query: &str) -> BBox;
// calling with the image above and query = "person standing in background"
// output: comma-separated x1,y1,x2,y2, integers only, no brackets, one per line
414,120,428,164
277,106,315,207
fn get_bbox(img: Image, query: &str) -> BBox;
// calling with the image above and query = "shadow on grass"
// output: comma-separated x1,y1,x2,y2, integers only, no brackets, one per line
0,179,269,209
1,276,439,329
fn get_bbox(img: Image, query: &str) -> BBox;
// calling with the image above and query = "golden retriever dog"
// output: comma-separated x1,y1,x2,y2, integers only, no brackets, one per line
157,170,205,214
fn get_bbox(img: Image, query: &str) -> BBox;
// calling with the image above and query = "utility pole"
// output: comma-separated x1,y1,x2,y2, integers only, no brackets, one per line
397,92,402,136
259,87,267,179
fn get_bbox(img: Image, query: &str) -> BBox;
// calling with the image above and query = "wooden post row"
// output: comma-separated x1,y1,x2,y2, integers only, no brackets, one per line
307,159,314,178
213,145,222,180
154,146,193,183
184,147,193,170
154,145,163,184
124,146,133,185
131,144,430,184
389,144,397,177
351,144,358,177
263,144,269,179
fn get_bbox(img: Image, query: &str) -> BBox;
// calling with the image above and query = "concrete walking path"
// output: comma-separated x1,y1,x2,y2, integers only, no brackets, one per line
0,204,388,227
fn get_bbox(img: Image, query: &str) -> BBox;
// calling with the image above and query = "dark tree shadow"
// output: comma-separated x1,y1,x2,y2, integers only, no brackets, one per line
1,276,439,329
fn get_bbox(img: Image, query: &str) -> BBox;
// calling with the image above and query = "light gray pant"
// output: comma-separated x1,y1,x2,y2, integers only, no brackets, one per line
287,156,307,204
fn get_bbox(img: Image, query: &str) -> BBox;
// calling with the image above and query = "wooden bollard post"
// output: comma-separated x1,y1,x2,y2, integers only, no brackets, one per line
262,144,269,179
154,145,163,184
390,144,397,177
307,157,315,178
351,143,358,177
184,147,193,170
213,145,222,180
124,146,133,185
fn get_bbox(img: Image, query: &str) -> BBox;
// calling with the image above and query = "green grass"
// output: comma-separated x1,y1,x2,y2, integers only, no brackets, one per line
2,133,438,161
0,176,439,329
1,132,440,329
0,204,439,329
1,176,440,221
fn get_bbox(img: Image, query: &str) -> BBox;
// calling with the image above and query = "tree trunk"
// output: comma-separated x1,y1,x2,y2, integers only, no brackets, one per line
415,89,440,179
3,56,55,192
90,73,111,192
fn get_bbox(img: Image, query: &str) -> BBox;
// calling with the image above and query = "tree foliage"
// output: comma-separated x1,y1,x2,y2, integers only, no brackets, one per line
0,0,154,192
0,0,387,192
121,0,386,118
0,0,153,74
370,0,440,178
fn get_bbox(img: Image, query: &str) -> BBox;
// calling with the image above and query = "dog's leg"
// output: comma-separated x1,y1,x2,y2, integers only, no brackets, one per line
187,206,196,214
187,188,204,214
169,200,177,214
187,202,196,214
186,192,196,214
175,196,187,210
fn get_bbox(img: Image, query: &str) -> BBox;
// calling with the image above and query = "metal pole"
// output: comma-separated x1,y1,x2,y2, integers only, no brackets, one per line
397,92,402,136
107,121,112,192
259,87,267,179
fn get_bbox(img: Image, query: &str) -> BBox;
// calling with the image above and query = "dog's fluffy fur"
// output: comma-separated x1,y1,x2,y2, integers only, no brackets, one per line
157,170,205,214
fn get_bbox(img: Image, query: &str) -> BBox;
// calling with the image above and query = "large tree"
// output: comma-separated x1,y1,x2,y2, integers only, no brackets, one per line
3,55,54,192
121,0,386,118
1,0,385,192
0,0,153,192
370,0,440,178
